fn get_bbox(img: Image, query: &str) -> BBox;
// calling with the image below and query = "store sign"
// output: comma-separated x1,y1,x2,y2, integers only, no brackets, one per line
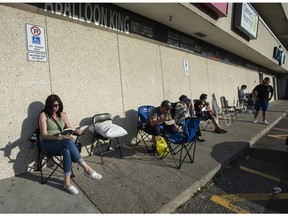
234,3,259,39
31,3,203,55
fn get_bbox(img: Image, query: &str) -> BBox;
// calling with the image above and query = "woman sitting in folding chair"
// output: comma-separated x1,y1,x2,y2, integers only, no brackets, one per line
194,93,227,134
39,94,102,195
174,95,205,142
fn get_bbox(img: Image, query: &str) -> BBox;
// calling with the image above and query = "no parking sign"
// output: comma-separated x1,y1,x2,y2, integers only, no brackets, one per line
26,23,46,53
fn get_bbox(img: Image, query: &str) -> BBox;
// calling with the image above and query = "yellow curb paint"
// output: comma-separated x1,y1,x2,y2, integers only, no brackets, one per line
211,195,250,213
240,166,288,184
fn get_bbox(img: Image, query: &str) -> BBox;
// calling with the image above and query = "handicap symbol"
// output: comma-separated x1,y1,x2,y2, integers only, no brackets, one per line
32,36,41,44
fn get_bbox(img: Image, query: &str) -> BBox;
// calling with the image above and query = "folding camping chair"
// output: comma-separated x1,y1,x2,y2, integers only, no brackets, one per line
160,118,201,169
193,99,213,131
134,105,155,152
88,113,124,164
28,128,82,184
211,96,232,126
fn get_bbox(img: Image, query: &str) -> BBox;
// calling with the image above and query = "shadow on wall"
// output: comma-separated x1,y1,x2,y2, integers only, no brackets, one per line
0,101,44,176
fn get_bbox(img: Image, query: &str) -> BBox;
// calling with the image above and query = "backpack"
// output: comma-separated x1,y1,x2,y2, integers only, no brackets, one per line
170,102,178,118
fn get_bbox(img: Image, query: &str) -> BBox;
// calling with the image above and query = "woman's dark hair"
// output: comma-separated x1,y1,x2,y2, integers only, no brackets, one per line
200,93,207,101
43,94,63,118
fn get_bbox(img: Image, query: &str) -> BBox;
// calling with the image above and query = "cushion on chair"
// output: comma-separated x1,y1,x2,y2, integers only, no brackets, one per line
88,120,128,139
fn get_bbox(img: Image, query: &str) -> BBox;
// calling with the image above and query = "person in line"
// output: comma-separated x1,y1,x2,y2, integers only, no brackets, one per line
252,77,274,124
39,94,102,195
174,95,205,142
194,93,227,134
239,85,248,104
145,100,178,153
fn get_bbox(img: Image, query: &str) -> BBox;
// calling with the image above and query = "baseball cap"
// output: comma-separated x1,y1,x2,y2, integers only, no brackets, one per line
161,100,172,109
183,98,191,104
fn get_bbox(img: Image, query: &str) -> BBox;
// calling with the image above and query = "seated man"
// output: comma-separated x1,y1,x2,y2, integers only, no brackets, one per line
174,95,205,142
145,100,178,153
194,93,227,134
239,85,248,104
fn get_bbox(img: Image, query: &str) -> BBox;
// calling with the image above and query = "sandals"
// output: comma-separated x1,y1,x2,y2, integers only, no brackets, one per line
64,185,79,195
197,138,206,142
214,128,227,133
214,129,222,133
84,171,102,180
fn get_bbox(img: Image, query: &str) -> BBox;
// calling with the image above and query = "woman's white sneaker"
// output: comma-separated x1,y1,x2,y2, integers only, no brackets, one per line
64,185,79,195
84,171,102,180
264,120,269,125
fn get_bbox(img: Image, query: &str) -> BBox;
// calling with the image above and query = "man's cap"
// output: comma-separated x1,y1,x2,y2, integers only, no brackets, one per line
183,98,191,104
161,100,172,109
179,95,188,101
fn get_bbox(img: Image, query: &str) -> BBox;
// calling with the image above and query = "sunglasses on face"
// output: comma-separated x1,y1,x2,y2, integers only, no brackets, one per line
53,104,59,107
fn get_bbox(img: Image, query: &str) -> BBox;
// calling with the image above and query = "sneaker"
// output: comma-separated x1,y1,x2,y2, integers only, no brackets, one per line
263,120,269,125
253,119,257,123
84,171,102,180
64,185,79,195
219,129,227,133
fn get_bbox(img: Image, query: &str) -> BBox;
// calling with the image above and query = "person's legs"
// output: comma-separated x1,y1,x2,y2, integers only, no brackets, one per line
209,114,227,133
42,139,101,194
261,101,269,124
253,101,261,122
144,125,161,152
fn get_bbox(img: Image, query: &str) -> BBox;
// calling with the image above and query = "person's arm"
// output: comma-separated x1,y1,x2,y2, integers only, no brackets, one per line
268,86,274,101
150,113,169,126
39,112,70,141
61,112,82,135
252,87,259,101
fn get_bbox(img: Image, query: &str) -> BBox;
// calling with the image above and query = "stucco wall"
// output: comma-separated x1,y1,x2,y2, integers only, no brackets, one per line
0,4,274,179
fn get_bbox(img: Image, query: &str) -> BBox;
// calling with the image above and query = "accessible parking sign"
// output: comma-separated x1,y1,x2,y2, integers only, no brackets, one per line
26,23,46,53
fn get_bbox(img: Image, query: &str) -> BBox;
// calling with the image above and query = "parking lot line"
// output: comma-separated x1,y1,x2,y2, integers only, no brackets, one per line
240,165,288,184
211,195,250,213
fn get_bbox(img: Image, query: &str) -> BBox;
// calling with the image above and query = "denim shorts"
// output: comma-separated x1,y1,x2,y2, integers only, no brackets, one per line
254,100,269,111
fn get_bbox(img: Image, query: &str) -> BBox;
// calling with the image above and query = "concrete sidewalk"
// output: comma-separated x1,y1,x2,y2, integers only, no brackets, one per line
0,100,287,213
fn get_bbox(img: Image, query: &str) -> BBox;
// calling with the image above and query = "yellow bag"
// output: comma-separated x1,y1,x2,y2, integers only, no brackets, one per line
156,136,170,156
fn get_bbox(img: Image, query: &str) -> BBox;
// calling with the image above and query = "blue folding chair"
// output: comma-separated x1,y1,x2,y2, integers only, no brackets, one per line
160,118,201,169
134,105,155,152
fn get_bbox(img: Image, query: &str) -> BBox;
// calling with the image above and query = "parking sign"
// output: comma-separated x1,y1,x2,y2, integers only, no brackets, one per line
26,24,46,53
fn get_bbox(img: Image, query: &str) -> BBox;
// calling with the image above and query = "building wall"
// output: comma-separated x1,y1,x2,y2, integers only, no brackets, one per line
0,4,274,179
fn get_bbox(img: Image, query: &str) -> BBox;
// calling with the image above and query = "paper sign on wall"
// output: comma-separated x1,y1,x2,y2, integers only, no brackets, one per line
183,57,189,76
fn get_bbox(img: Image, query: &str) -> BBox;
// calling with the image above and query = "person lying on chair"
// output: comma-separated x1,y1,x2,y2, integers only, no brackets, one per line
145,100,177,154
194,93,227,134
39,94,102,195
174,95,205,142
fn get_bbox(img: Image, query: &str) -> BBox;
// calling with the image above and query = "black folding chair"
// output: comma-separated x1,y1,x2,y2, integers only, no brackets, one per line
160,118,201,169
28,128,82,184
88,113,123,164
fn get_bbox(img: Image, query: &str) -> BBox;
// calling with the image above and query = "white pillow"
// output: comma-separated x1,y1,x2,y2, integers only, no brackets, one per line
88,121,128,139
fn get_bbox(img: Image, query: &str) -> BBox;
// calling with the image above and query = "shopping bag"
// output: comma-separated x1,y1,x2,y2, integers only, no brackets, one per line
156,136,170,157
